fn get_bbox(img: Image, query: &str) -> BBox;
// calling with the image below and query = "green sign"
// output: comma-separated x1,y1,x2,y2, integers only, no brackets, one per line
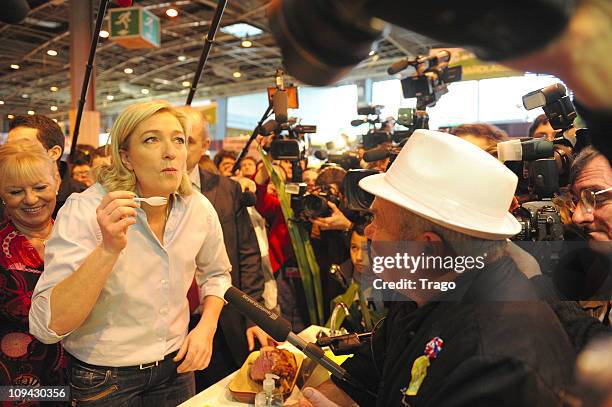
140,9,160,47
109,7,160,49
110,8,139,37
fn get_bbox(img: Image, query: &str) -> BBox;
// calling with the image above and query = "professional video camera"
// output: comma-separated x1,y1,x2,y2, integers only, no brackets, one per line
341,169,377,232
260,70,318,165
269,121,317,162
349,104,391,150
314,150,362,171
389,50,463,110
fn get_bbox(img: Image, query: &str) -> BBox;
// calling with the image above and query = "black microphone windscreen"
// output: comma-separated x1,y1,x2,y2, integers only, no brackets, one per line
240,191,257,208
351,119,366,127
314,150,328,160
224,287,291,342
273,90,288,124
387,59,410,75
363,148,391,163
1,0,30,24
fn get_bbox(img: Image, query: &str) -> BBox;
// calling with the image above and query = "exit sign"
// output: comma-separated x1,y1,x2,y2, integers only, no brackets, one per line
109,7,160,49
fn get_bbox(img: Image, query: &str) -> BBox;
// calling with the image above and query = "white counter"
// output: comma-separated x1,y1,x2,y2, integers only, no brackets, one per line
178,326,328,407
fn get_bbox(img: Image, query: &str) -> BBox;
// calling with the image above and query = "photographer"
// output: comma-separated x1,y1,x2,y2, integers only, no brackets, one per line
308,166,353,318
529,114,558,141
450,123,510,159
549,146,612,324
310,167,354,233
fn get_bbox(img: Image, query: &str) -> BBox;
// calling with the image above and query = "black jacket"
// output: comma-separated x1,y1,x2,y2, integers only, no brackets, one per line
198,169,263,366
55,161,87,218
333,257,575,407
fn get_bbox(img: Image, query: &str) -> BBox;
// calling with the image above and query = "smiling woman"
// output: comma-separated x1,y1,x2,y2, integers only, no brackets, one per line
29,100,232,407
0,140,65,391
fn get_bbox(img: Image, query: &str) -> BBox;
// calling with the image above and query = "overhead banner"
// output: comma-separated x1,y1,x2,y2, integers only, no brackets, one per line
433,48,523,81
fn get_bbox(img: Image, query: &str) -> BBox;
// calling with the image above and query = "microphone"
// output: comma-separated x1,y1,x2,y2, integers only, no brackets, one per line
224,287,369,392
272,90,288,124
351,119,368,127
363,147,391,162
1,0,30,24
259,119,278,137
387,58,411,75
240,191,257,209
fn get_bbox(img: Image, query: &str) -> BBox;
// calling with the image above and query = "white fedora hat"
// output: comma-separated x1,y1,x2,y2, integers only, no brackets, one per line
359,129,521,240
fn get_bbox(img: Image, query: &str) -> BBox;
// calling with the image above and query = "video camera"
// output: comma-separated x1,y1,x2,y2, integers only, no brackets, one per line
390,50,463,110
314,150,361,171
269,122,317,162
263,70,318,164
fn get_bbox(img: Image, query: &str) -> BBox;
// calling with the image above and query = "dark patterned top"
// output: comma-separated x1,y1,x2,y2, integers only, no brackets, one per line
0,217,65,406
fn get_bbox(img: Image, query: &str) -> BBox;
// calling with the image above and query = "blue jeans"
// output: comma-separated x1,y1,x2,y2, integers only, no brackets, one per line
67,352,195,406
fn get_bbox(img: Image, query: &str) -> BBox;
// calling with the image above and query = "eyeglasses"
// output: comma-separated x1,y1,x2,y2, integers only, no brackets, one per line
570,187,612,213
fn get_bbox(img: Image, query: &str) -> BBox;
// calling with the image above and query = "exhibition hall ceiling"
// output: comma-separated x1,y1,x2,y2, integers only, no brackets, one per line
0,0,441,118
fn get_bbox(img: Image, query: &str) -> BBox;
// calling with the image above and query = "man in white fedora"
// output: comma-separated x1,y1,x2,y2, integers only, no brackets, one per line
297,130,575,407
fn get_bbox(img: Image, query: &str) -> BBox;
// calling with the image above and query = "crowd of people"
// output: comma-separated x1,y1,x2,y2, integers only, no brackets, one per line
0,0,611,405
1,99,610,406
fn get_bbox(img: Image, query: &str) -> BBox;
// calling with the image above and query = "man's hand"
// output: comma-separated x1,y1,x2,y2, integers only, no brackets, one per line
245,325,277,351
312,202,352,231
96,191,138,254
174,323,216,373
297,388,342,407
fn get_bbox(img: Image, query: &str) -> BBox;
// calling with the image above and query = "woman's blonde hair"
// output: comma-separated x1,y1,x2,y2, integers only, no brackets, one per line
0,140,57,192
96,100,192,195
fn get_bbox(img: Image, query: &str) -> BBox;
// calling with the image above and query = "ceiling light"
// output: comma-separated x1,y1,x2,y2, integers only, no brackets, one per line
241,39,253,48
50,105,58,111
106,95,114,101
47,49,58,56
50,86,59,92
21,94,29,99
166,8,178,18
99,30,110,38
10,64,20,70
0,100,4,105
27,110,35,115
182,81,191,87
368,50,376,56
221,23,263,38
8,114,15,120
52,118,58,123
177,55,186,62
124,67,134,74
141,88,150,95
232,71,242,78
